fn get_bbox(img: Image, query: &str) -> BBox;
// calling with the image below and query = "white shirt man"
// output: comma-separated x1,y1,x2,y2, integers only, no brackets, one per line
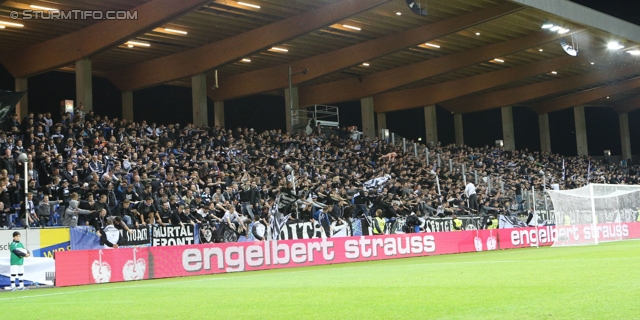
101,219,120,249
464,183,476,198
223,207,245,231
464,182,478,211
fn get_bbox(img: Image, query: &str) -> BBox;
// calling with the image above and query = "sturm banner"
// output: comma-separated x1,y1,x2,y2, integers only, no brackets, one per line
151,225,195,246
277,221,351,240
348,216,487,235
197,217,487,244
498,215,528,229
71,225,150,250
422,216,485,232
197,221,355,244
120,226,150,247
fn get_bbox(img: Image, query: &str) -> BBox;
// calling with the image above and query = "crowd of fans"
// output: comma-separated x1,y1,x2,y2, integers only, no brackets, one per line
0,107,636,238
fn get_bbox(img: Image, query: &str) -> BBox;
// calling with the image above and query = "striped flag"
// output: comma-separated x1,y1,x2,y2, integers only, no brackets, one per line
363,174,390,190
562,158,565,181
268,198,290,240
587,160,591,181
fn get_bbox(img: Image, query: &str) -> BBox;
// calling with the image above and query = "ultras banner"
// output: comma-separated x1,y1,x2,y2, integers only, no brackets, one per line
70,226,150,250
151,225,195,246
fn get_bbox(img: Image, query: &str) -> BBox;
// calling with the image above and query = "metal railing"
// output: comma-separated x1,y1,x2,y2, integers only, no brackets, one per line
292,104,340,131
379,128,564,225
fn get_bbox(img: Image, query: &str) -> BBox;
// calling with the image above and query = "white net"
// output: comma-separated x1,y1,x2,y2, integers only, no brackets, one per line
547,183,640,247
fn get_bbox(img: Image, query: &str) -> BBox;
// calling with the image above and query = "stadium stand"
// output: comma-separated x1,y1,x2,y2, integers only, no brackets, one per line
0,110,636,239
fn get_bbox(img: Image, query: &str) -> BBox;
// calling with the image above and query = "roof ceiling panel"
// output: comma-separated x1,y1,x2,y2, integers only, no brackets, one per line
1,0,640,113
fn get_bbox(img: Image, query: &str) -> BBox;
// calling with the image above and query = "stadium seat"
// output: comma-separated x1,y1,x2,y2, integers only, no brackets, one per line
52,213,61,226
10,212,21,229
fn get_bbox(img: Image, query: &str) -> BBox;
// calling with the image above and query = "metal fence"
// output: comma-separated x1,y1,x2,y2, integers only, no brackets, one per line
376,129,564,224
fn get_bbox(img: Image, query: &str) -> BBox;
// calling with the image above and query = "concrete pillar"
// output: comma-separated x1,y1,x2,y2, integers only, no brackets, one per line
360,96,375,138
454,113,464,146
214,101,225,128
284,86,298,133
15,77,28,119
75,58,92,112
619,112,632,161
424,105,438,144
122,91,133,122
574,106,588,156
376,112,387,131
191,73,208,127
501,106,515,150
539,113,551,153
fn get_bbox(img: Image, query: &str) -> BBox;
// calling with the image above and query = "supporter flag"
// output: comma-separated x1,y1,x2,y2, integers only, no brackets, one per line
587,160,591,181
0,90,26,125
498,214,528,229
562,158,565,181
269,199,290,240
363,174,390,190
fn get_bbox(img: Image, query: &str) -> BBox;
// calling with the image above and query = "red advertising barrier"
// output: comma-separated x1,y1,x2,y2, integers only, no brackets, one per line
55,247,150,286
56,230,501,287
54,224,640,287
498,222,640,249
497,226,556,249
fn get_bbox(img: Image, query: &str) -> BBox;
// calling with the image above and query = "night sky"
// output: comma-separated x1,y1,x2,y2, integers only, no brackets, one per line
0,0,637,157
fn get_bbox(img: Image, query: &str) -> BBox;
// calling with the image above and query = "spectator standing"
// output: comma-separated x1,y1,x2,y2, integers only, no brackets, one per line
99,218,119,249
137,197,159,224
0,201,14,229
20,192,40,228
313,205,332,238
465,182,478,212
63,199,93,227
37,195,61,227
515,183,523,211
89,208,108,233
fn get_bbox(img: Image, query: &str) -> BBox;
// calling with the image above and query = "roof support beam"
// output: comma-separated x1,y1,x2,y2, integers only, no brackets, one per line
299,28,578,106
531,76,640,114
108,0,392,91
613,95,640,114
209,2,523,101
0,0,209,78
443,65,640,114
374,45,599,113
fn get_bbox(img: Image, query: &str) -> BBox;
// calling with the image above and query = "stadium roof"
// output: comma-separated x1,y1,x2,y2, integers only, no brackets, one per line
1,0,640,115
